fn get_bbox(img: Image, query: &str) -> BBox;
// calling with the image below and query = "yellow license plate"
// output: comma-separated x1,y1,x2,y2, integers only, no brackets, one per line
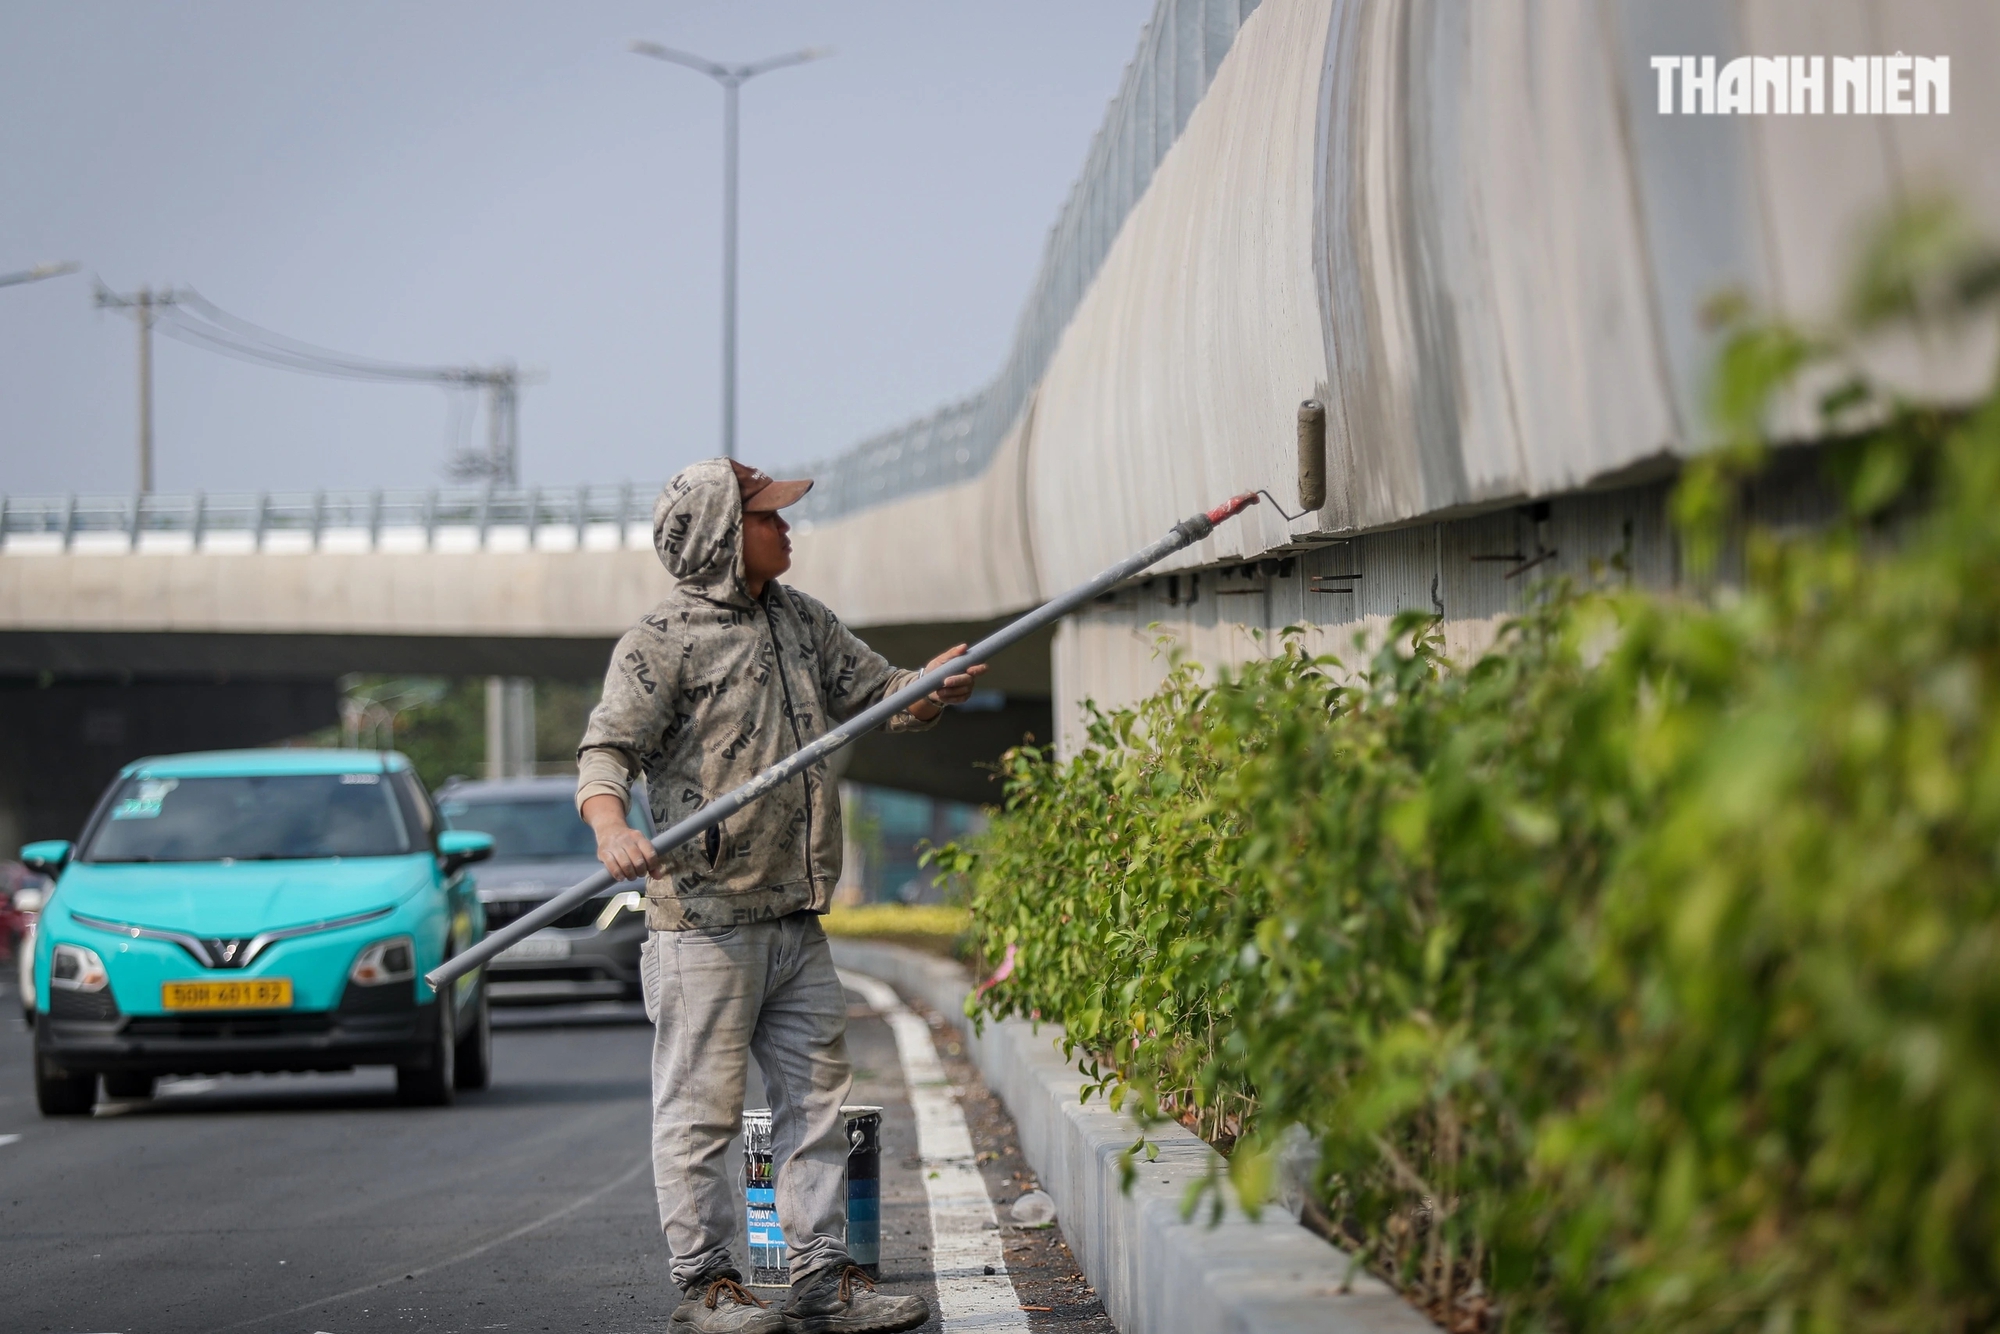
162,979,294,1011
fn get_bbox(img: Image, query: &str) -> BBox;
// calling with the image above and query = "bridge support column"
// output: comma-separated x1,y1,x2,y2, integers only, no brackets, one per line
484,676,536,778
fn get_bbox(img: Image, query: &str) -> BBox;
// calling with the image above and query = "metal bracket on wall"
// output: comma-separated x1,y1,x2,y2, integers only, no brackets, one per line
1472,502,1557,580
1308,539,1362,595
1215,557,1294,595
1156,573,1197,607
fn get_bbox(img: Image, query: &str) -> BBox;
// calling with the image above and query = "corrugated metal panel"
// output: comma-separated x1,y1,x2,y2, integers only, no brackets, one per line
1050,451,1849,754
1049,477,1676,754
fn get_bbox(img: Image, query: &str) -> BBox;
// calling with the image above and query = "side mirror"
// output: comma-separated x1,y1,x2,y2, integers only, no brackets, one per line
19,840,73,877
437,830,495,876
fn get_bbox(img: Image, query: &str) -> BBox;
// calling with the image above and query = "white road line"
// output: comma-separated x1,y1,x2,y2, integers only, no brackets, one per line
840,969,1032,1334
0,1134,20,1147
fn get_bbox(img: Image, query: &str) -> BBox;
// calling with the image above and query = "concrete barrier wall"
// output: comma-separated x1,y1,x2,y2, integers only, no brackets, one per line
828,939,1436,1334
787,417,1044,630
1028,0,1337,585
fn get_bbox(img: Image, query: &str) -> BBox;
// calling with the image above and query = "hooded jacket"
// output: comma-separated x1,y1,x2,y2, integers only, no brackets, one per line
576,459,934,930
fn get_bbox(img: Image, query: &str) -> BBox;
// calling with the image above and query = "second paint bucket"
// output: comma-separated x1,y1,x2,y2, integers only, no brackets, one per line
743,1104,883,1288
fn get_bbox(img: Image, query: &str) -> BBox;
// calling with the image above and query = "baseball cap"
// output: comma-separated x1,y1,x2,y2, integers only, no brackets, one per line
730,460,814,512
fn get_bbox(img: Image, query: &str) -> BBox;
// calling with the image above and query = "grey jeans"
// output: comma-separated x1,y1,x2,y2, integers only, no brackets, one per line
639,913,854,1291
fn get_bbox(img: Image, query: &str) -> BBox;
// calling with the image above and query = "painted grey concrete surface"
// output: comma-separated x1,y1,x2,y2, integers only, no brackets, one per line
828,939,1437,1334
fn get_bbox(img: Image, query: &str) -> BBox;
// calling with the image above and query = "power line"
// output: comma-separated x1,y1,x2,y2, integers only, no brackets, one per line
152,290,543,485
158,290,507,386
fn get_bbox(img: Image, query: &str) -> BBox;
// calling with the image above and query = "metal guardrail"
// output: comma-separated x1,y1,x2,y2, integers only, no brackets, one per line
789,0,1261,526
0,484,665,552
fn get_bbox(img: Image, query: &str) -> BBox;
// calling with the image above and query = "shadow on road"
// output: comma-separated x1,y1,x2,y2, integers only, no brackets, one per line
493,1000,651,1030
75,1010,657,1117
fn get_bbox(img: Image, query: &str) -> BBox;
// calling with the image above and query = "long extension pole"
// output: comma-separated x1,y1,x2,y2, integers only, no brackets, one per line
426,491,1262,992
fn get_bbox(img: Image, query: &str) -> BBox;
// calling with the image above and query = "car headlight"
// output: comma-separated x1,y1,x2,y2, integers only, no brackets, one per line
50,943,109,992
596,890,646,930
349,936,416,987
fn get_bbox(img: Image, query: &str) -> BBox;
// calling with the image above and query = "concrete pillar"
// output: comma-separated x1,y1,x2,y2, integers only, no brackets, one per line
833,780,866,908
484,677,536,778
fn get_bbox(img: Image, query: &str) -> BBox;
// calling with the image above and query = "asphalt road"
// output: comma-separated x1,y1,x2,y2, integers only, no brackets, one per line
0,971,1111,1334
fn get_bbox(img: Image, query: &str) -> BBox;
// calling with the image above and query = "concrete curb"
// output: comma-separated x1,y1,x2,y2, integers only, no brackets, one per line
828,939,1437,1334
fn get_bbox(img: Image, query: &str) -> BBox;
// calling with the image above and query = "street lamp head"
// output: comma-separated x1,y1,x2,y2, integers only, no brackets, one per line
628,40,729,80
740,46,834,79
0,259,82,291
629,40,833,84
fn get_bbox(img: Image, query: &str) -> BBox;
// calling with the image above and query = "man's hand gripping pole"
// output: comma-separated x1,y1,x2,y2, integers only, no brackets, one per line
425,492,1261,992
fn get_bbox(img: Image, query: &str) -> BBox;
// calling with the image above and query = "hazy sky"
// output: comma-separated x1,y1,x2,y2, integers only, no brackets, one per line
0,1,1154,496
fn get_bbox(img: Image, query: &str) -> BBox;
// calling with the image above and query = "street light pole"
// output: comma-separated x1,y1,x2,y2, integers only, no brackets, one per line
721,74,739,460
630,40,830,461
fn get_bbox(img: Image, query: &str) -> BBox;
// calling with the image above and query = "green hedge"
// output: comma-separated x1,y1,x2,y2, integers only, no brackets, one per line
946,208,2000,1332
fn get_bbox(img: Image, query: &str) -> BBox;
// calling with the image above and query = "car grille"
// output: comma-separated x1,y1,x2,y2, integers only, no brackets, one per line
484,895,613,933
123,1013,336,1040
338,980,417,1014
50,988,121,1021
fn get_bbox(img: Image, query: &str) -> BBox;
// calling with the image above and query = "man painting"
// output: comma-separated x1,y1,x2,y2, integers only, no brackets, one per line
575,458,982,1333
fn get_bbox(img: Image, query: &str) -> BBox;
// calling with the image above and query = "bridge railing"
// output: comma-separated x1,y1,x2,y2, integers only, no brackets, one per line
0,484,667,554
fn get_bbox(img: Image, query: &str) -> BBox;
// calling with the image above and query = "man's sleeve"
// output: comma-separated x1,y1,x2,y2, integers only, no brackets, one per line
797,591,938,733
574,746,636,818
574,623,679,816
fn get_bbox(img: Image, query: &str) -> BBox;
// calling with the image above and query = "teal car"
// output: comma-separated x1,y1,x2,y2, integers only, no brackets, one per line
21,749,494,1116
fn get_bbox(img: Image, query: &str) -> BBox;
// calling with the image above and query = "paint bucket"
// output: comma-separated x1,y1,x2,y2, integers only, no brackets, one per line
743,1105,885,1288
843,1106,882,1275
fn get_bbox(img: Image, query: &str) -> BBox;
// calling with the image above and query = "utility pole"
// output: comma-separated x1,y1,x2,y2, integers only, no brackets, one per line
443,364,533,486
630,40,830,460
484,367,520,487
95,283,186,493
485,677,536,778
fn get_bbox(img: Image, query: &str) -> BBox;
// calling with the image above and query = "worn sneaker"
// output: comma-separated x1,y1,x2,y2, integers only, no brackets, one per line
782,1264,930,1333
671,1271,784,1334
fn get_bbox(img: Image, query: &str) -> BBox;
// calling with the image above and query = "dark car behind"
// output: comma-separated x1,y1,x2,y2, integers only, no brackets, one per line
436,775,650,1004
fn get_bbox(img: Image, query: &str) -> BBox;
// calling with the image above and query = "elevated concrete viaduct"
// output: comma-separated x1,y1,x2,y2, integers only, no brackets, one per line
5,0,1997,843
